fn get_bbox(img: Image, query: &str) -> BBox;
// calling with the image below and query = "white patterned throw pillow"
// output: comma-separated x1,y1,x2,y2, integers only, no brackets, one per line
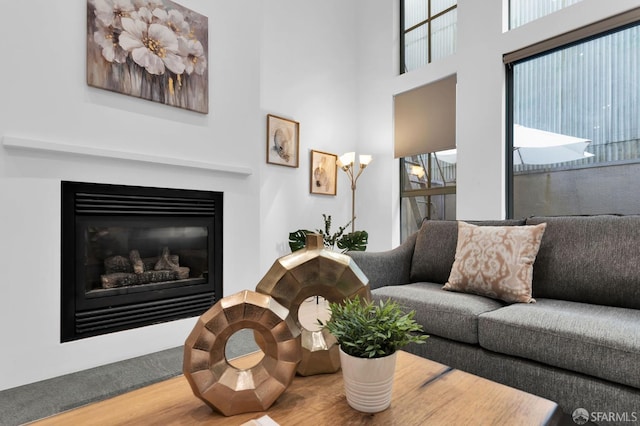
443,221,547,303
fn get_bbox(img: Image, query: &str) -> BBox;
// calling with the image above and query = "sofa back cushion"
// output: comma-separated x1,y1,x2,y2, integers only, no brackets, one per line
526,215,640,309
410,219,526,284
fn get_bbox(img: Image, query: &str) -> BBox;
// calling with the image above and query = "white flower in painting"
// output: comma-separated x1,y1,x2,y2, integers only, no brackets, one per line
178,37,207,75
92,0,135,28
133,0,163,9
93,26,128,63
130,6,153,24
91,0,134,63
119,17,186,75
153,8,190,36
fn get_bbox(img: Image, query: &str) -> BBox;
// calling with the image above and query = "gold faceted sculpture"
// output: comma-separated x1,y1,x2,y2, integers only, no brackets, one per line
183,290,302,416
255,234,371,376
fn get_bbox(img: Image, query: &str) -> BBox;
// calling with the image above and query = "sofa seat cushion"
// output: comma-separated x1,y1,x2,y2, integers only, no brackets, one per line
372,282,505,344
478,299,640,389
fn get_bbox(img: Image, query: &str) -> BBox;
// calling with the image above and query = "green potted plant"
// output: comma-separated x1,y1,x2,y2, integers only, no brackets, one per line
318,295,428,413
289,214,368,253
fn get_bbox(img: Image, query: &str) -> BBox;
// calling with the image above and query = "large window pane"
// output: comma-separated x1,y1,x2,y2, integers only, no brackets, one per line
401,0,457,73
404,25,428,73
432,0,456,16
404,0,427,29
431,9,457,62
510,0,584,29
510,24,640,218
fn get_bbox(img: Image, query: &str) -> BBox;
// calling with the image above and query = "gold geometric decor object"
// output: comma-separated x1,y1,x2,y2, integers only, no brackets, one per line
255,234,371,376
183,290,302,416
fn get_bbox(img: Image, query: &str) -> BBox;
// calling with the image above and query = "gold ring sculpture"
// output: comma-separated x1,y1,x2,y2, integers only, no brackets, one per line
255,234,371,376
183,290,302,416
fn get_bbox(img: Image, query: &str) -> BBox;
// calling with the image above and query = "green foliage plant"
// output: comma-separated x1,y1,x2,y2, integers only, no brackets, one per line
336,230,368,252
288,229,311,252
288,214,368,253
318,295,428,359
317,214,350,248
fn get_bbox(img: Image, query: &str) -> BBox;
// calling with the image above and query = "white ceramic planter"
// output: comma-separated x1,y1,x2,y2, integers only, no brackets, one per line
339,346,397,413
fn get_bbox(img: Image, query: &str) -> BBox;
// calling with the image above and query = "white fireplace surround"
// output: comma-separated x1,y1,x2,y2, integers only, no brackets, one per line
0,136,260,392
3,136,253,176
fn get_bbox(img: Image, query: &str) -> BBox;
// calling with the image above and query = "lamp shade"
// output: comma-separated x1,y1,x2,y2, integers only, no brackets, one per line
339,152,356,165
393,74,457,158
359,155,372,166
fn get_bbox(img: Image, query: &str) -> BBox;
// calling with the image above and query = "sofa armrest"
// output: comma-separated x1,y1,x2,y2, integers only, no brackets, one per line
347,232,417,290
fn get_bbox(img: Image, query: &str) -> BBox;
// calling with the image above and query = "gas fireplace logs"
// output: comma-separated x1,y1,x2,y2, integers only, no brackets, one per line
100,247,191,289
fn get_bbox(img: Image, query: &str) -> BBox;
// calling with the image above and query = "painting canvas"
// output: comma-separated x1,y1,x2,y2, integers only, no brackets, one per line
267,114,300,167
310,150,337,195
87,0,208,114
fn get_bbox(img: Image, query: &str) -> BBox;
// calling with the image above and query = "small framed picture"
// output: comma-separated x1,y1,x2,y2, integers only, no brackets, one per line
310,150,338,195
266,114,300,167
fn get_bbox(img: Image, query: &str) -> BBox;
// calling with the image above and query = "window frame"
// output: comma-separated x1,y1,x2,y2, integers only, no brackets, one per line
505,9,640,218
400,0,457,74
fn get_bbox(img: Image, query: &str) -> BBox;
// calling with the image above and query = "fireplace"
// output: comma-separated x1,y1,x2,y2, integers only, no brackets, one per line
61,181,223,342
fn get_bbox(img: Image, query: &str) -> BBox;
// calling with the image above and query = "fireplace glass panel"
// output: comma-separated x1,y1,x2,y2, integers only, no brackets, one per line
83,225,209,296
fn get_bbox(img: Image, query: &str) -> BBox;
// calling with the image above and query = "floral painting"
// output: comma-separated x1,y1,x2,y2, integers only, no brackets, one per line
87,0,208,114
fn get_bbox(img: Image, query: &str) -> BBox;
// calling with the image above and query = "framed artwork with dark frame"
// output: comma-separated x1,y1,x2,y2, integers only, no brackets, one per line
266,114,300,167
310,150,337,195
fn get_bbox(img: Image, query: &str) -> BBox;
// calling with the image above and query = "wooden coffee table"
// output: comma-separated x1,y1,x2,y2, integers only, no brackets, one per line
31,350,560,425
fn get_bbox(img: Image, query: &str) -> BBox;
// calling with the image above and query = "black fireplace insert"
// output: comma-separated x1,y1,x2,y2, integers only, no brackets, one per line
61,181,223,342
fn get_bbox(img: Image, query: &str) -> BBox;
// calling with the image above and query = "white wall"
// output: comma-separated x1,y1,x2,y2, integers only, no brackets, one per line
0,0,263,390
258,0,359,270
352,0,401,250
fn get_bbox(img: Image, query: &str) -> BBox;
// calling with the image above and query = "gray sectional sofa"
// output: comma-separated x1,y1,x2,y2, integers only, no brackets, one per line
349,215,640,423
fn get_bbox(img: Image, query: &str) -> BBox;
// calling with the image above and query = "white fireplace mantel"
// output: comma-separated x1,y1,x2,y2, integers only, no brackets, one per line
2,136,254,176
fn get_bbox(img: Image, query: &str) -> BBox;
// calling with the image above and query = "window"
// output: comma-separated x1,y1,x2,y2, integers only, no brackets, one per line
507,17,640,218
509,0,584,29
395,76,457,242
400,151,456,241
401,0,457,73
